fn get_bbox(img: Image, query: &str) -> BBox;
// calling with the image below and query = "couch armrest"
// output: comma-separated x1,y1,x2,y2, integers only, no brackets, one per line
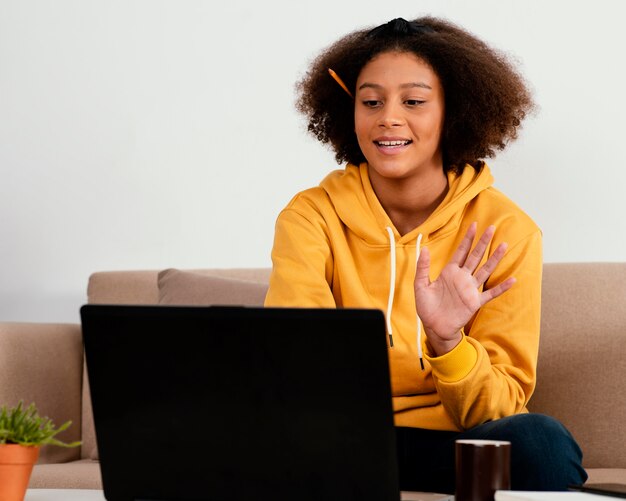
0,322,83,464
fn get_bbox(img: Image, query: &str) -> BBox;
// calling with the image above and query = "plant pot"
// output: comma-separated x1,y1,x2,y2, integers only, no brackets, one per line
0,444,40,501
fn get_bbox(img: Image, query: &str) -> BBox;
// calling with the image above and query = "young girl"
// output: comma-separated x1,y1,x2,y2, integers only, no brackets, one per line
265,17,587,493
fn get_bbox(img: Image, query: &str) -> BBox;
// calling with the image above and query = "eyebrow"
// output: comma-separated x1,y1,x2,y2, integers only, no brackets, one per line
358,82,433,91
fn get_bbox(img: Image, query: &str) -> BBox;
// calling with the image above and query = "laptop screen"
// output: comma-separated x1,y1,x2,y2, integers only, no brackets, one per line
81,305,400,501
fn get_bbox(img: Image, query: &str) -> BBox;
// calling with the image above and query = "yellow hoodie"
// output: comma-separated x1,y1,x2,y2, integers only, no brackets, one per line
265,163,542,432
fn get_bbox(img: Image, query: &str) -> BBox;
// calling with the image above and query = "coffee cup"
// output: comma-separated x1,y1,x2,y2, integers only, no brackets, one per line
455,439,511,501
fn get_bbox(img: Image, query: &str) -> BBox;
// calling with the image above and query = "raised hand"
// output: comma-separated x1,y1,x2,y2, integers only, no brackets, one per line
414,222,516,356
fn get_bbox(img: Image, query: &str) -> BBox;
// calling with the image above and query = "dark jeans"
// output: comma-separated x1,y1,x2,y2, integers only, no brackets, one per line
396,413,588,493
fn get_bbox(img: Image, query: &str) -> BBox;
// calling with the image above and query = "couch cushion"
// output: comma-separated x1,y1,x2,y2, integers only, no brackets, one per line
30,459,102,489
88,271,160,304
88,269,272,305
81,362,98,461
158,269,268,306
0,322,83,465
528,262,626,469
585,468,626,484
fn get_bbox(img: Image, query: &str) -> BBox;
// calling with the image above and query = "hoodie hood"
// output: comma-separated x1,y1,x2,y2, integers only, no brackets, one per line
320,162,494,243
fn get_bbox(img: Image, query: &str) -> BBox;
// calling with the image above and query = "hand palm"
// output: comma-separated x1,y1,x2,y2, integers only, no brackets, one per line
414,223,515,351
415,263,483,339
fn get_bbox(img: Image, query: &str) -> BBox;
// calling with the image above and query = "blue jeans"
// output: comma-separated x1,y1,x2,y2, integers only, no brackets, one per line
395,414,588,493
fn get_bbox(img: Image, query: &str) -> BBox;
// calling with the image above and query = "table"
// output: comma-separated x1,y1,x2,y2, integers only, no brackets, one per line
25,488,452,501
25,490,106,501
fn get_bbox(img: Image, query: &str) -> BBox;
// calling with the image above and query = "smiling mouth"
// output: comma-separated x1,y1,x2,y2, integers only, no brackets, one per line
374,140,412,147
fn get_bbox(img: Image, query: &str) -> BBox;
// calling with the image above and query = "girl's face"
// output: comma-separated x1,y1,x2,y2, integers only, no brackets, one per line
354,51,445,181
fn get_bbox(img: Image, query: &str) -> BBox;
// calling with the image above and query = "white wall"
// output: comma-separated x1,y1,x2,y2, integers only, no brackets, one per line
1,0,625,323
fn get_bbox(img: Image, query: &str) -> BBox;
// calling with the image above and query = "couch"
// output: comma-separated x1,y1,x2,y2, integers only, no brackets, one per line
0,263,624,489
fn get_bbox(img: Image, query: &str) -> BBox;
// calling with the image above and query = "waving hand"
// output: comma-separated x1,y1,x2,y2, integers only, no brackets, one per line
414,223,516,356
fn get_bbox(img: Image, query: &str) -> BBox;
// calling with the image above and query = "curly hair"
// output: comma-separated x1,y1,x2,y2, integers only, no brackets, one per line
296,17,535,173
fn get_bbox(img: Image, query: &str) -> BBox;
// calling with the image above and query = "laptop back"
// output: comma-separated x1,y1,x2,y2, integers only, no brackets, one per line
81,305,400,501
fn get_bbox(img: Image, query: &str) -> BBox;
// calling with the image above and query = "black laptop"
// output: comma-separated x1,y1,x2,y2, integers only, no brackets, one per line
81,305,400,501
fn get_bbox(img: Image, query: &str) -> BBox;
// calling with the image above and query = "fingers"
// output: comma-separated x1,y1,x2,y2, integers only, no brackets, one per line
456,224,513,296
480,277,516,305
472,231,515,305
463,224,495,273
423,223,512,298
450,222,477,266
474,241,508,285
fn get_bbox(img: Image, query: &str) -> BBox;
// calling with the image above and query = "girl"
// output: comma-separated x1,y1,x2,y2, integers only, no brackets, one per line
265,17,587,493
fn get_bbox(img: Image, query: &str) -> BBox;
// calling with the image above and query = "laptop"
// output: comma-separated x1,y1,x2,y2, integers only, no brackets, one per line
81,305,401,501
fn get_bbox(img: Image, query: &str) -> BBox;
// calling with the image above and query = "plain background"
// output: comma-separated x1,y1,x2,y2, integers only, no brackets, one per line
1,0,625,323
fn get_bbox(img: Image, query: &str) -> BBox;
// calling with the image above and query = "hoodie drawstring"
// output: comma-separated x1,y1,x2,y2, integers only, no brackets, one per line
385,227,425,370
415,233,424,370
385,227,396,348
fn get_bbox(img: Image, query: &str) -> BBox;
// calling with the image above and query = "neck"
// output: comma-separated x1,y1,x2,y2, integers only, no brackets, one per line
368,166,449,236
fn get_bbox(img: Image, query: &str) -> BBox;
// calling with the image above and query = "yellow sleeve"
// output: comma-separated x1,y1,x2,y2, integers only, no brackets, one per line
264,202,336,308
424,229,542,430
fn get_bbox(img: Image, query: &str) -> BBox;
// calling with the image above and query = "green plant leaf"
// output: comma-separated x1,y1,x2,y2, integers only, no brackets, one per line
0,401,81,448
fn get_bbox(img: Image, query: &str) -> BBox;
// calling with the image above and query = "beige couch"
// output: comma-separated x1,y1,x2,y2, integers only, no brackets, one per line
0,263,624,489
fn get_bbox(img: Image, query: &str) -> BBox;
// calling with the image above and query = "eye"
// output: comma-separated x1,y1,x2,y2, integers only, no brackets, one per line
362,100,382,108
405,99,426,107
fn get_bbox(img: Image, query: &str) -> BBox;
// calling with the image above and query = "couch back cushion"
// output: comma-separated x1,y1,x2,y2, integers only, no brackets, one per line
528,262,626,468
87,269,271,305
158,269,268,306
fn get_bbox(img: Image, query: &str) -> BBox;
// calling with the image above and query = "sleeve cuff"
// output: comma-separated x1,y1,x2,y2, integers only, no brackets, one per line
424,333,478,383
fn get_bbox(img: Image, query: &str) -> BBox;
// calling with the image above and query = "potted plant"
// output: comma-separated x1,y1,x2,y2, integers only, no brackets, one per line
0,401,80,501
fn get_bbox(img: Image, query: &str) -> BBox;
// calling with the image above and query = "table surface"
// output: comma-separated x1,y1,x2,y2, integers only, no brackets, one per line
25,489,453,501
25,490,106,501
26,489,611,501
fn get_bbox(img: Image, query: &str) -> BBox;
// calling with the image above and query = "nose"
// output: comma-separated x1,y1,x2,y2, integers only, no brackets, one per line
377,102,405,128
